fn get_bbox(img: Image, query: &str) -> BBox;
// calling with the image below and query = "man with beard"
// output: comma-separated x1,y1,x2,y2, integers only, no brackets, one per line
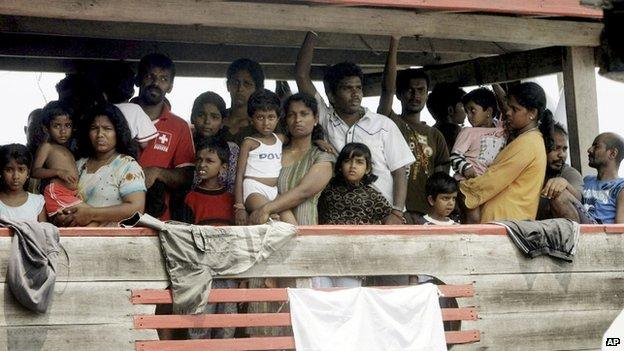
550,132,624,224
378,36,450,223
296,32,414,225
135,53,195,220
536,123,583,219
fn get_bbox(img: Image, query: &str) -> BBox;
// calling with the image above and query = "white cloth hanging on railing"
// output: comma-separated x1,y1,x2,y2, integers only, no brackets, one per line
288,283,447,351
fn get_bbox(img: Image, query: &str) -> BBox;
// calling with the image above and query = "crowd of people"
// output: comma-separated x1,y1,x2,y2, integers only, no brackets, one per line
1,32,623,231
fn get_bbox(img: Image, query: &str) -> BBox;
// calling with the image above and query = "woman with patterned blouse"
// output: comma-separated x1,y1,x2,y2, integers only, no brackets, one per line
55,104,146,227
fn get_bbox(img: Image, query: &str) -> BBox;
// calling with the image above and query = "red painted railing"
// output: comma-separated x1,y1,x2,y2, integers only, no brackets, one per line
309,0,603,18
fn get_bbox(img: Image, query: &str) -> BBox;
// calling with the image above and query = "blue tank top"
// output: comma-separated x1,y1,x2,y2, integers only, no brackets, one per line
582,175,624,224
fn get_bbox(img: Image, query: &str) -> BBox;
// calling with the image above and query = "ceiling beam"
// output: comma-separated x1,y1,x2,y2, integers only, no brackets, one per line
363,46,567,95
0,56,327,81
0,33,477,67
0,1,602,46
0,15,538,56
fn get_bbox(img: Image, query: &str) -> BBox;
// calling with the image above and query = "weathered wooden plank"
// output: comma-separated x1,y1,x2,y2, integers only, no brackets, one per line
133,308,477,329
309,0,604,18
438,271,624,315
0,33,473,67
0,1,602,46
0,56,327,80
453,309,619,351
131,284,475,304
0,235,471,281
0,224,508,237
0,15,538,55
0,233,622,282
1,224,619,237
363,46,565,94
0,282,166,327
135,331,480,350
0,324,153,351
465,233,624,275
563,46,600,175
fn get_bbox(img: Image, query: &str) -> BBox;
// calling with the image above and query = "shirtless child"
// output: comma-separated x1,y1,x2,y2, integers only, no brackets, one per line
31,101,93,224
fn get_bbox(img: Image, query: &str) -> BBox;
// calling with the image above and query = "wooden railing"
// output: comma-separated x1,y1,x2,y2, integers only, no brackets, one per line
0,224,623,350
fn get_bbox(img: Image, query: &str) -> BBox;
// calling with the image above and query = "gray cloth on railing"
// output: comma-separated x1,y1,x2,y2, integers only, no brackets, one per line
2,217,60,313
121,213,297,315
493,218,580,262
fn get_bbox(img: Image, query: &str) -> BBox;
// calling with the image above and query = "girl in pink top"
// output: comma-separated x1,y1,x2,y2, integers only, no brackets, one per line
450,87,506,180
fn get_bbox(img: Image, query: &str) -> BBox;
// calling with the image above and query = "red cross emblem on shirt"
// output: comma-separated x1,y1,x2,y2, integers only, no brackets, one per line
154,131,172,152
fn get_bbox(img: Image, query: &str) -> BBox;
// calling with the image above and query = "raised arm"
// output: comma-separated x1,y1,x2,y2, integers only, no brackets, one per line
378,36,400,116
493,83,509,119
249,160,333,224
295,31,320,97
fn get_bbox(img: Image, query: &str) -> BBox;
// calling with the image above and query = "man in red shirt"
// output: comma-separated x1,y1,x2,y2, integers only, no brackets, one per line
135,53,195,220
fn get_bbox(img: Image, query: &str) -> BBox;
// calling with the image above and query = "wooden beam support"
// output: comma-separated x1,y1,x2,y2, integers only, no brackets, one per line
563,46,600,175
310,0,603,18
362,46,565,96
0,15,538,56
0,33,473,67
0,1,602,46
0,56,327,80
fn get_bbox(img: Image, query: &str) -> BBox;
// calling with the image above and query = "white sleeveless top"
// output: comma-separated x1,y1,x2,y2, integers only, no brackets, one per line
0,193,45,221
244,133,282,178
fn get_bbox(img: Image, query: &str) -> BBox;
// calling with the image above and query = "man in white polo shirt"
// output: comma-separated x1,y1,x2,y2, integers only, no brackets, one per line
296,32,415,224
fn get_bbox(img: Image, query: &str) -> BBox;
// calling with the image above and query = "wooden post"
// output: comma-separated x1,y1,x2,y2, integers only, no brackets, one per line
562,46,599,175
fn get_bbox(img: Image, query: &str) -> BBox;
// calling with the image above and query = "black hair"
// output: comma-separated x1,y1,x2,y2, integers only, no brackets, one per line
283,92,319,117
0,144,32,190
426,83,466,121
282,92,325,143
602,132,624,164
137,53,176,83
26,108,45,156
195,138,230,165
461,87,499,118
553,122,568,136
191,91,227,124
247,89,282,119
396,69,430,94
508,82,555,151
323,62,364,96
41,100,72,127
101,60,136,103
226,58,265,90
425,171,459,199
334,142,378,185
79,103,138,159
